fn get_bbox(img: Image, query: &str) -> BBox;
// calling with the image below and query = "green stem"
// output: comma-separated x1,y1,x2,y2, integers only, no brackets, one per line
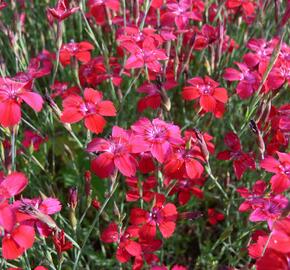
73,181,119,270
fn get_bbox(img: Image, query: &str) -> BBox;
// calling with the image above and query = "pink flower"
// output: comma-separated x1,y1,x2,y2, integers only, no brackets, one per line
223,62,260,99
161,0,203,29
182,76,228,118
0,77,43,127
87,126,138,178
124,37,168,73
47,0,79,22
131,118,183,163
60,88,116,134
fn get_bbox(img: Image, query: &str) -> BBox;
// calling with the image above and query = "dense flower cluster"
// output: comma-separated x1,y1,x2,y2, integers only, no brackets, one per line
0,0,288,269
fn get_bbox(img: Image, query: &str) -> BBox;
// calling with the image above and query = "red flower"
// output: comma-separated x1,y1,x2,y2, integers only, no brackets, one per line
88,0,120,25
226,0,256,16
60,41,94,67
130,194,178,239
182,76,228,118
50,81,80,98
207,208,224,225
164,145,204,180
260,152,290,194
136,81,177,113
217,132,256,179
223,62,260,99
168,178,204,205
0,1,7,10
126,176,157,202
22,130,47,152
87,126,138,178
131,118,183,163
0,77,43,127
52,230,73,255
47,0,79,22
2,223,35,260
265,59,290,90
237,180,267,212
123,37,168,73
60,88,116,134
101,223,142,263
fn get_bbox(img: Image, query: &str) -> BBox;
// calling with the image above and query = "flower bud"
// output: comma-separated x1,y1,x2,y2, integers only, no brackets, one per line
68,187,78,210
68,187,78,231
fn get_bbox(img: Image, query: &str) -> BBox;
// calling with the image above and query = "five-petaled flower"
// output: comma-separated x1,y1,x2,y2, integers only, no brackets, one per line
60,88,116,134
182,76,228,118
0,77,43,127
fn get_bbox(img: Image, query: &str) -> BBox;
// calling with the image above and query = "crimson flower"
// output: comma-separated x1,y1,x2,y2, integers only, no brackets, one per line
60,41,94,66
136,81,177,113
0,1,7,10
47,0,79,22
133,237,162,270
131,118,183,163
265,59,290,90
87,126,138,178
182,76,228,118
125,176,157,202
22,130,47,152
217,132,256,179
60,88,116,134
123,37,168,73
88,0,120,25
2,223,35,260
260,152,290,194
101,223,141,263
161,0,203,29
223,62,260,99
0,77,43,127
130,194,178,239
0,172,35,260
237,180,267,212
163,145,204,180
167,178,204,205
51,81,80,98
207,208,224,225
226,0,256,16
52,230,73,255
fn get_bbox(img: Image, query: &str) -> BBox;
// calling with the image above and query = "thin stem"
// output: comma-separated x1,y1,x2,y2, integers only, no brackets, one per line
73,181,119,270
11,125,17,171
206,164,229,200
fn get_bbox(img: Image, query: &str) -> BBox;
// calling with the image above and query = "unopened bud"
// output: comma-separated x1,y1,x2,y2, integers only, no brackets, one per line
68,187,78,231
194,128,209,163
249,120,265,159
179,211,203,220
68,187,78,210
113,201,121,219
84,171,92,197
92,198,101,210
